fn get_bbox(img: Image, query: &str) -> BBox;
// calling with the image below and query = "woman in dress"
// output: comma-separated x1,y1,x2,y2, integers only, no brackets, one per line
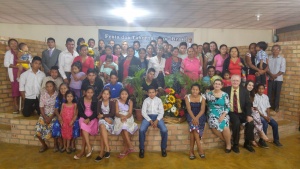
148,45,166,88
205,79,231,153
180,47,203,80
164,47,182,93
35,81,58,152
4,39,20,113
95,89,116,162
185,84,206,159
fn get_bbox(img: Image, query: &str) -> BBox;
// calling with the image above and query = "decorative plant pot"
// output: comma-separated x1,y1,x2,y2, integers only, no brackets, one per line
163,116,186,124
135,109,143,121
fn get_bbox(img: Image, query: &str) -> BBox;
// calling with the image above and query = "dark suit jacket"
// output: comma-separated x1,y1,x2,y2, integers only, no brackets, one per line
222,86,252,116
42,48,61,73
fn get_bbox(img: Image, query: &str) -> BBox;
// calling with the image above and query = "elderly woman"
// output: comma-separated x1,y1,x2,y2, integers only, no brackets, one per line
4,39,21,114
72,44,94,74
222,47,246,77
180,47,203,80
148,45,166,88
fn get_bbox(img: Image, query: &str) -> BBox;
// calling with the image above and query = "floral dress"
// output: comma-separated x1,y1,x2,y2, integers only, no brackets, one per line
98,102,114,134
205,91,230,132
185,94,206,137
35,91,58,140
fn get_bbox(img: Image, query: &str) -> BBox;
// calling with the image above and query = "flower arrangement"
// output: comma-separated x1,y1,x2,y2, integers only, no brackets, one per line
161,88,185,118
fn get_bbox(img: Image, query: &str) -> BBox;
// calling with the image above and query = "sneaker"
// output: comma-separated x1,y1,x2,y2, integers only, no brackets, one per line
94,156,103,162
259,139,269,148
104,151,110,158
273,140,283,147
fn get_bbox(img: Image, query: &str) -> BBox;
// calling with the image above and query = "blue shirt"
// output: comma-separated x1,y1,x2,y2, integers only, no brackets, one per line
104,82,123,98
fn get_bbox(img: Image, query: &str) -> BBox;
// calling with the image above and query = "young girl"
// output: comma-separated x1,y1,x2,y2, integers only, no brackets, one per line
139,48,148,70
60,90,78,154
100,55,118,84
222,71,231,87
245,81,269,147
185,84,206,159
35,81,58,152
70,61,86,98
95,89,116,162
114,89,138,158
74,87,98,159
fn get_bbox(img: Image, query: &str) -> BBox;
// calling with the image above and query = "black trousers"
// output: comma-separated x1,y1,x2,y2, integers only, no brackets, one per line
229,112,254,147
267,80,283,110
22,98,40,117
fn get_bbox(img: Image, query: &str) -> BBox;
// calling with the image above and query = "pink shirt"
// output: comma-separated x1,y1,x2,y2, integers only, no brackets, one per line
180,57,202,80
99,54,118,63
214,54,228,72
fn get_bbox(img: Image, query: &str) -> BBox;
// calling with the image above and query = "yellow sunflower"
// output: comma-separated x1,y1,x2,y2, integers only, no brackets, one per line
168,95,176,104
88,47,95,56
163,104,168,111
169,88,175,95
167,103,172,109
174,110,179,116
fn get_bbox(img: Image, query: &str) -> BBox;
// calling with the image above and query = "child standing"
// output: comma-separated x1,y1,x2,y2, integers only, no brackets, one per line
100,55,118,84
60,91,77,154
17,43,32,81
185,84,206,159
35,81,58,152
222,71,231,87
103,70,123,99
139,86,168,158
114,89,138,158
74,87,99,159
253,84,283,148
70,61,86,98
95,89,116,162
255,41,268,85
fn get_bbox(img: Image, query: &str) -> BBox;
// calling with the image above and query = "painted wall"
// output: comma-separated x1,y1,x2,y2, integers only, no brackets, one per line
0,23,272,49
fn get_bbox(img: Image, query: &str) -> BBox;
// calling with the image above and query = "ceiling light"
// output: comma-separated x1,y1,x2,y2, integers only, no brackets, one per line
255,14,261,21
110,0,149,23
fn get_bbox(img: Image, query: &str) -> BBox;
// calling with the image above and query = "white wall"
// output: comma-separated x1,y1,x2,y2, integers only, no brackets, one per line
0,23,272,49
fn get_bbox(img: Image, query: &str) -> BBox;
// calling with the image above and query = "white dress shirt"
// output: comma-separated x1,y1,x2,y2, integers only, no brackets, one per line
148,56,166,78
141,96,164,121
4,50,15,82
19,69,46,99
253,93,271,117
58,49,78,79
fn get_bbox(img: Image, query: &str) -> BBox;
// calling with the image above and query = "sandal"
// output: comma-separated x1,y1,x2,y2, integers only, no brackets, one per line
127,148,135,154
60,148,66,153
66,148,72,154
118,151,129,159
39,146,48,153
74,154,84,160
86,147,94,158
199,154,205,158
189,154,196,160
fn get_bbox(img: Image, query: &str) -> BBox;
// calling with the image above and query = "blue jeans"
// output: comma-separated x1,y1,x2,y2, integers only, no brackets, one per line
261,117,279,141
139,115,168,149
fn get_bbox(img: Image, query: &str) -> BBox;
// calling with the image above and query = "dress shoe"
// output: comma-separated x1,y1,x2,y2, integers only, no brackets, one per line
259,139,269,148
232,146,240,153
244,144,255,152
273,140,283,147
139,149,144,158
225,149,231,153
161,149,167,157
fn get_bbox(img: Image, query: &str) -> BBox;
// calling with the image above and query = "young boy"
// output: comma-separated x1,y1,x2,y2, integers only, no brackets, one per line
103,70,123,99
19,56,46,117
253,84,283,148
100,55,118,84
139,86,168,158
255,41,268,85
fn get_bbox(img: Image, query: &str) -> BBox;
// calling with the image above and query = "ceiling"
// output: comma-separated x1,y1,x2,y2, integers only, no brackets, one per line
0,0,300,29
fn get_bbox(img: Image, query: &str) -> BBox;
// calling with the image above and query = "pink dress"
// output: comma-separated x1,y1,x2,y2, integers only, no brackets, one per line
61,103,75,139
214,54,228,73
180,57,202,80
79,102,98,135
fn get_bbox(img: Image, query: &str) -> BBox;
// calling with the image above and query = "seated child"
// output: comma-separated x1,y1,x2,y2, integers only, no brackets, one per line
222,71,231,87
100,55,118,84
139,86,168,158
253,84,283,148
103,70,123,99
17,43,32,80
255,41,268,85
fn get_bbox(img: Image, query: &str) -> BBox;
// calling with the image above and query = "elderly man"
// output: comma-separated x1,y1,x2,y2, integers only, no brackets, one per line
223,75,255,153
267,45,286,112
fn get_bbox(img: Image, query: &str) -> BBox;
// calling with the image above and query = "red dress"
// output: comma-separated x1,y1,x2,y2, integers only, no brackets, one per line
73,56,94,74
228,58,242,77
61,103,75,139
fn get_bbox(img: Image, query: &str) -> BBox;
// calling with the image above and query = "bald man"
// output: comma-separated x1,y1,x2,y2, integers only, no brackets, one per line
223,75,255,153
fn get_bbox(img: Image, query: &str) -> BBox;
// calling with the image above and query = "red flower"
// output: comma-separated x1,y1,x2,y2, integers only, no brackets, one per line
175,94,180,99
179,110,185,116
165,88,171,94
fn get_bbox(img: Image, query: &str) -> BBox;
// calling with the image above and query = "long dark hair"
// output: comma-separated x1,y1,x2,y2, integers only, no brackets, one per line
229,47,240,58
58,83,69,102
65,90,77,103
119,88,130,105
99,88,111,100
245,80,255,102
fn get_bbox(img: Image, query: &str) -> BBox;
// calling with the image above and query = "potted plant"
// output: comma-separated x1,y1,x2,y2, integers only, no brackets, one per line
124,68,146,121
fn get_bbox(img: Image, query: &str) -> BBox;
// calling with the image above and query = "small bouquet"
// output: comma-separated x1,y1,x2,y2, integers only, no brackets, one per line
161,88,185,118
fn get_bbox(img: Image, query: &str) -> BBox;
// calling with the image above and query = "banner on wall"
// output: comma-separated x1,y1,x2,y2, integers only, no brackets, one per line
98,29,194,48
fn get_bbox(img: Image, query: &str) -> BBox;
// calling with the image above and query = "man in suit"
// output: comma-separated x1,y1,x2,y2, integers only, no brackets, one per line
42,37,61,76
223,75,255,153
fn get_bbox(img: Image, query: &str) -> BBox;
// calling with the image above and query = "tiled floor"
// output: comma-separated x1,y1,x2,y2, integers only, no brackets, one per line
0,134,299,169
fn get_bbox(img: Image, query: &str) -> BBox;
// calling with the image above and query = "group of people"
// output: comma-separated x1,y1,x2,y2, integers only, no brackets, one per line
3,36,285,161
